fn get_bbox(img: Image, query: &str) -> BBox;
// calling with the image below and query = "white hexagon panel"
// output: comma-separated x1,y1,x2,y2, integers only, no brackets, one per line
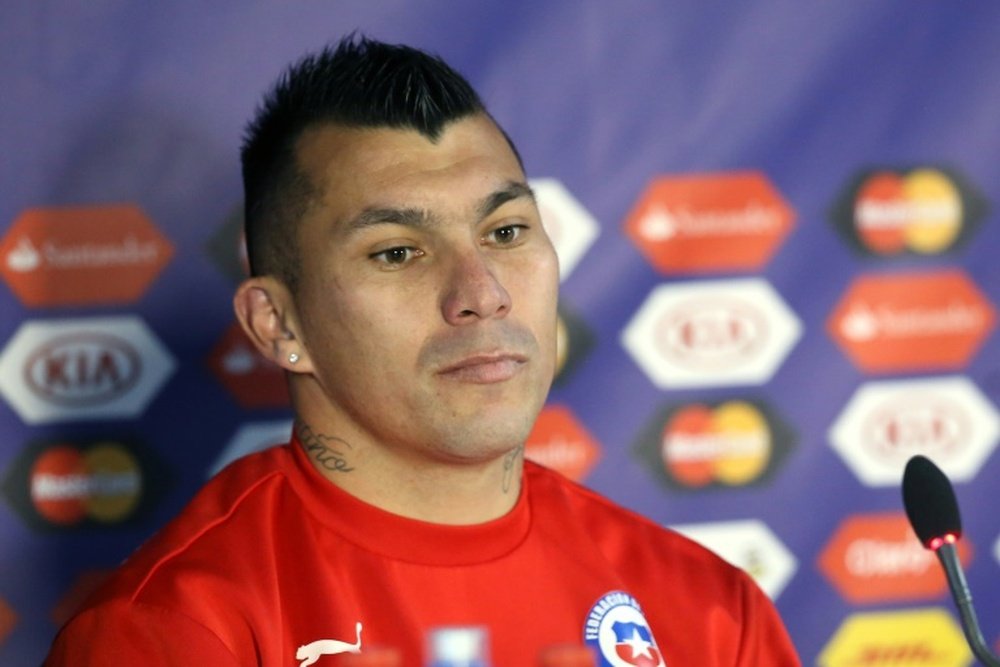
621,278,802,389
670,518,797,600
829,375,999,487
0,316,175,424
530,178,599,281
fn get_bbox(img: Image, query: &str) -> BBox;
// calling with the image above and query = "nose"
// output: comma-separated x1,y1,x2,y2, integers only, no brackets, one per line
440,248,512,325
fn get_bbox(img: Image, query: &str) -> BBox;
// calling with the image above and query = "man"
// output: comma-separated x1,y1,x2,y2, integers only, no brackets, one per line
46,36,800,666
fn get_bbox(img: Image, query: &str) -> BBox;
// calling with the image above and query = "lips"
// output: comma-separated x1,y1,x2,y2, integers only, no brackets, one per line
437,353,527,384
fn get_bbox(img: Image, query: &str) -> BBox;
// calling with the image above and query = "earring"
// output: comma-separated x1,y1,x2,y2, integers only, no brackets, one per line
288,352,299,364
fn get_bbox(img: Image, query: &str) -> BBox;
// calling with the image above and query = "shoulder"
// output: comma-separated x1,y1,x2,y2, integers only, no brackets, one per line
86,444,298,607
46,598,241,666
525,461,745,581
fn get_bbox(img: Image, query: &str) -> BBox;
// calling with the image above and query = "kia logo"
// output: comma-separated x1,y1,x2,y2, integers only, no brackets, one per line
23,333,142,406
865,402,966,460
657,301,766,367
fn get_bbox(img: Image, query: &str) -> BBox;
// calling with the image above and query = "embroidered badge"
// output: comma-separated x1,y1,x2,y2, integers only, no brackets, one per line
296,621,363,666
584,592,665,667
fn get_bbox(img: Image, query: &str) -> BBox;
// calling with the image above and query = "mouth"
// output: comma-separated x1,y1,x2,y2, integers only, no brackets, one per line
437,353,528,384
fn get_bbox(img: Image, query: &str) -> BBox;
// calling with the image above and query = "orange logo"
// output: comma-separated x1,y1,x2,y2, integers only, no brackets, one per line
525,405,602,482
206,322,290,409
0,204,174,307
634,399,793,490
828,270,996,373
831,167,987,257
623,171,794,274
818,512,972,604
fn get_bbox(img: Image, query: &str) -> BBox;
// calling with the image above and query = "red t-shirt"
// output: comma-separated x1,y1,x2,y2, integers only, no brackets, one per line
46,436,800,666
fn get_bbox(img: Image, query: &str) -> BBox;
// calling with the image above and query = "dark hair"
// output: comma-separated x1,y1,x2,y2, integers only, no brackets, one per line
240,34,509,291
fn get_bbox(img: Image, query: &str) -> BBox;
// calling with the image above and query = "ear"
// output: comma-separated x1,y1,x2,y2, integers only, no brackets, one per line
233,276,314,374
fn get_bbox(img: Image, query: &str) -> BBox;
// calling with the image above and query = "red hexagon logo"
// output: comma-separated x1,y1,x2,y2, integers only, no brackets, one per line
827,269,996,374
525,405,602,482
623,171,795,274
818,512,972,604
0,204,174,307
206,322,290,409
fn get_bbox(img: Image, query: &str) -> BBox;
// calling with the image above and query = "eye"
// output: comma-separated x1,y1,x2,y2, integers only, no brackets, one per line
485,224,527,246
370,246,423,267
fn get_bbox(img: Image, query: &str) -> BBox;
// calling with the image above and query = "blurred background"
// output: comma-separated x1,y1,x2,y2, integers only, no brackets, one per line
2,2,1000,664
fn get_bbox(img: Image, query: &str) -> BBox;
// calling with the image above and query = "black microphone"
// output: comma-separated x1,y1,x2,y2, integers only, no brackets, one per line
902,454,1000,667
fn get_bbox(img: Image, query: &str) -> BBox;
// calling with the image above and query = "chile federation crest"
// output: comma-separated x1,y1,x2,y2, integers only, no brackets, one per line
584,591,666,667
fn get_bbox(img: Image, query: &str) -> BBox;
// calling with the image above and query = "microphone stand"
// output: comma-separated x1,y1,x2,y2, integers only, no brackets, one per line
936,542,1000,667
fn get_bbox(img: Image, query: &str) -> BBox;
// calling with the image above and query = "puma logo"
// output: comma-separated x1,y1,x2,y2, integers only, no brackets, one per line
296,622,363,666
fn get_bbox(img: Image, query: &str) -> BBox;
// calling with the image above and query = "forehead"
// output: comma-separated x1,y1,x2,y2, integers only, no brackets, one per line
294,114,525,219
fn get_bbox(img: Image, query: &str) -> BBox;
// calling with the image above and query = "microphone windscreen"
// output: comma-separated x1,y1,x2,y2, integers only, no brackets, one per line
902,454,962,547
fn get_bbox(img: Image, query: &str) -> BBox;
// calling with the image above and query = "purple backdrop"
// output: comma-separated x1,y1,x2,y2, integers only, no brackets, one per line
3,2,1000,665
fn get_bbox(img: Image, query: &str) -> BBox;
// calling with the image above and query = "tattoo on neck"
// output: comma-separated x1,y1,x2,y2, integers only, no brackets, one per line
502,444,523,493
296,420,355,473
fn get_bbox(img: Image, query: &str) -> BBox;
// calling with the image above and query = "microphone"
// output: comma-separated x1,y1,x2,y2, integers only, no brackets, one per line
902,455,1000,667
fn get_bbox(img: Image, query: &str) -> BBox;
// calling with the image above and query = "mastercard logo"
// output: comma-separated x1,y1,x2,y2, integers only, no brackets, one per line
30,444,142,524
634,399,793,490
1,439,164,530
831,167,987,257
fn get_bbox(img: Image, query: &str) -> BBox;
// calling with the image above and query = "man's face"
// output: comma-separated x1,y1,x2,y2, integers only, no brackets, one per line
289,114,559,464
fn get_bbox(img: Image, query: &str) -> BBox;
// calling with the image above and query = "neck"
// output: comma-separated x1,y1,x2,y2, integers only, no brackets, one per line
294,418,525,525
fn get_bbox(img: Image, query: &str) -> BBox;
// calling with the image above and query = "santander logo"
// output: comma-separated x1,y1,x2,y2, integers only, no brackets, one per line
6,238,42,272
623,171,795,274
828,269,996,373
0,204,174,307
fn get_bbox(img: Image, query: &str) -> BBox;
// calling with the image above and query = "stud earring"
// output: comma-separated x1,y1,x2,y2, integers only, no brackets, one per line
288,352,299,364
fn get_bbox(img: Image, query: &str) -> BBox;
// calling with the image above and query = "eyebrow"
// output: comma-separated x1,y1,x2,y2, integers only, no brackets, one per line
477,180,536,219
344,180,536,233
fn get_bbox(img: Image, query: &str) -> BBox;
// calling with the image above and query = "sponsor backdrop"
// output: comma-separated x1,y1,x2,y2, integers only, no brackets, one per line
2,2,1000,665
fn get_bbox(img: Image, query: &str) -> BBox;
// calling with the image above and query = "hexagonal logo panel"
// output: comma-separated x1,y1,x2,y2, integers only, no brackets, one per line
530,178,599,281
817,608,971,666
829,376,999,486
525,404,602,483
206,322,290,409
621,278,801,389
0,316,175,423
817,511,972,605
829,166,987,258
623,171,794,274
1,437,167,531
0,204,174,307
633,398,794,490
827,269,996,374
669,519,797,600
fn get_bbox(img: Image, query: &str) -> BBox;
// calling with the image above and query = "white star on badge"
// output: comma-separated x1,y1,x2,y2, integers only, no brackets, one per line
623,627,653,659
